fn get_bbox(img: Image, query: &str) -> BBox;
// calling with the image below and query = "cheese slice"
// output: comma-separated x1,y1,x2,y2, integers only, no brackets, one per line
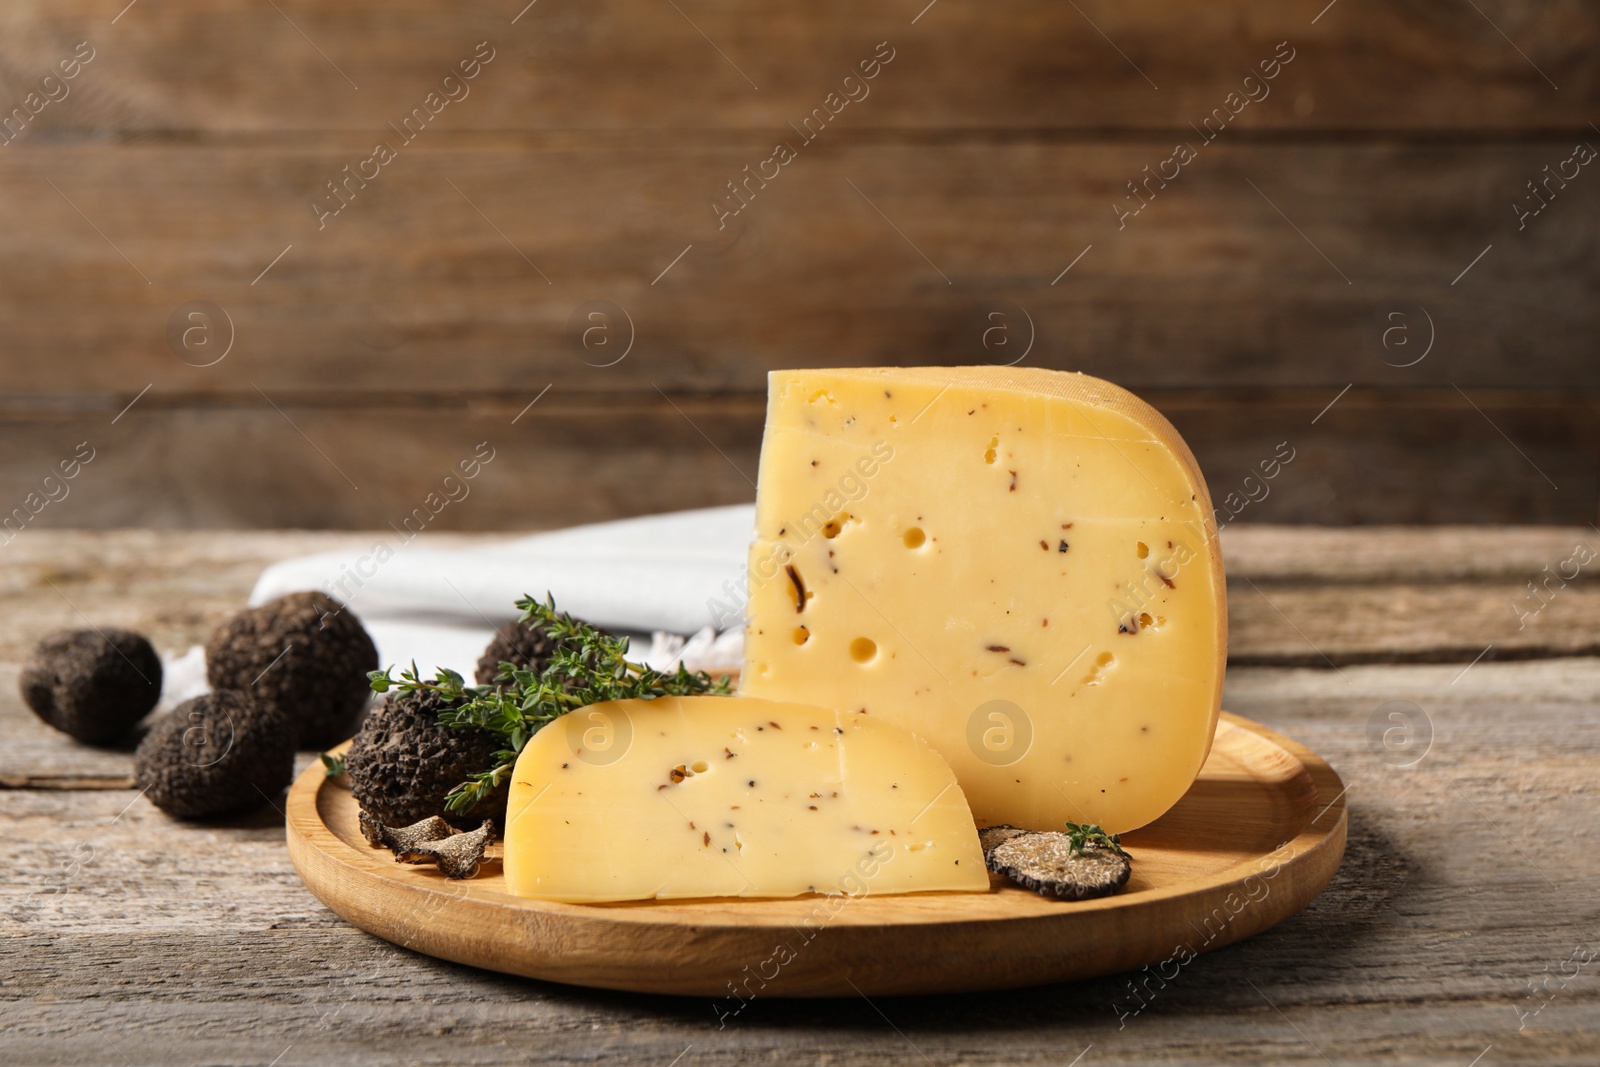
501,695,987,902
740,367,1226,834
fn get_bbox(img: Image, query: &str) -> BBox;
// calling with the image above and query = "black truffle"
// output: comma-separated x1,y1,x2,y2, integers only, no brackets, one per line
360,812,493,879
134,691,296,818
344,688,507,830
205,591,377,748
474,614,590,686
20,628,163,744
984,831,1132,901
977,823,1029,854
360,811,454,860
403,820,493,879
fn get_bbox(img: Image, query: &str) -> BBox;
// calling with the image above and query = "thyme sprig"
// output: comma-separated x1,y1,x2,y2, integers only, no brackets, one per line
367,593,732,814
1063,821,1130,858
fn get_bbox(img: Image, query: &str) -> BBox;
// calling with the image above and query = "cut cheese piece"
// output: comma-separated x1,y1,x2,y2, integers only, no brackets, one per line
740,367,1226,834
501,694,987,902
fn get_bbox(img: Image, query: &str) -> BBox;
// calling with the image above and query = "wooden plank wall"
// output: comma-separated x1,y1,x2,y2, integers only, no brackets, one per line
0,1,1596,530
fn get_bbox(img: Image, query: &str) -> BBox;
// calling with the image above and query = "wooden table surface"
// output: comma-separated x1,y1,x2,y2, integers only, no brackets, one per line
4,527,1598,1065
6,3,1600,530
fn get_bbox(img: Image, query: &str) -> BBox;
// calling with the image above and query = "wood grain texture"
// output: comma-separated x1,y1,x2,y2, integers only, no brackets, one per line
2,527,1595,792
4,656,1596,1064
0,0,1592,133
0,141,1594,394
0,526,1591,665
283,715,1345,996
1,4,1597,527
4,390,1596,529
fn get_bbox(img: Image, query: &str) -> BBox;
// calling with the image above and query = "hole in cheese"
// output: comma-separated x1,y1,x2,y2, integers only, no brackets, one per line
1136,541,1149,559
903,527,926,549
1083,651,1116,686
849,637,878,663
792,626,809,646
691,759,709,773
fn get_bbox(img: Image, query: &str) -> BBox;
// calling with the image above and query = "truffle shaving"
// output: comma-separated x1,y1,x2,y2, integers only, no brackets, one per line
977,824,1030,853
399,820,494,879
360,812,494,879
360,811,454,860
984,831,1131,901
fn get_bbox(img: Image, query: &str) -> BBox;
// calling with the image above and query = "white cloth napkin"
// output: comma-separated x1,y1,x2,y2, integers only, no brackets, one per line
244,504,755,679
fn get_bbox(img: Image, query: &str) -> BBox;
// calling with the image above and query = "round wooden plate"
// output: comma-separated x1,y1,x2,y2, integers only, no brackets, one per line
286,712,1345,998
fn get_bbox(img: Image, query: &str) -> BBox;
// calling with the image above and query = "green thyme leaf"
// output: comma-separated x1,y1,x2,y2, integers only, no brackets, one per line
374,593,733,813
1063,821,1130,858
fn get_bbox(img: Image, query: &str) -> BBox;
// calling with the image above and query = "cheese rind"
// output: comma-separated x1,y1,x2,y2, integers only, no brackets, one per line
740,367,1227,834
501,695,987,902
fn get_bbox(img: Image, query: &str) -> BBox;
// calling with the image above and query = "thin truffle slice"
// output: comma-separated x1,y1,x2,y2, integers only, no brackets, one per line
977,824,1029,853
359,811,454,860
21,628,163,744
399,820,494,879
361,812,493,879
985,832,1131,901
205,591,377,749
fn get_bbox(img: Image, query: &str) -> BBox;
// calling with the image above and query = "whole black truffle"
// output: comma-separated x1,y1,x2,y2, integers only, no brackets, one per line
20,628,163,744
344,688,507,830
205,591,377,748
475,619,555,685
475,614,603,685
134,691,296,818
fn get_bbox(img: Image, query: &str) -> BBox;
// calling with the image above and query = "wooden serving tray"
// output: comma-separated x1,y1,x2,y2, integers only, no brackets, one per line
286,712,1345,998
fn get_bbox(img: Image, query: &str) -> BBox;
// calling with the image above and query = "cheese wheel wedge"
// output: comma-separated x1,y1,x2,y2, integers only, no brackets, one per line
740,367,1227,834
501,695,987,902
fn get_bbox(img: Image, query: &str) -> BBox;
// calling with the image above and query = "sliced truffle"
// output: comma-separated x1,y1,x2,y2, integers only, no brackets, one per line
475,613,603,686
359,811,453,861
399,820,494,879
977,824,1030,853
985,832,1132,901
205,592,378,749
134,691,295,819
20,628,163,744
360,812,493,879
344,687,507,830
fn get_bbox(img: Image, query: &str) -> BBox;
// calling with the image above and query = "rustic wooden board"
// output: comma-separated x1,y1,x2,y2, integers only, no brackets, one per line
0,0,1592,133
285,714,1345,997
